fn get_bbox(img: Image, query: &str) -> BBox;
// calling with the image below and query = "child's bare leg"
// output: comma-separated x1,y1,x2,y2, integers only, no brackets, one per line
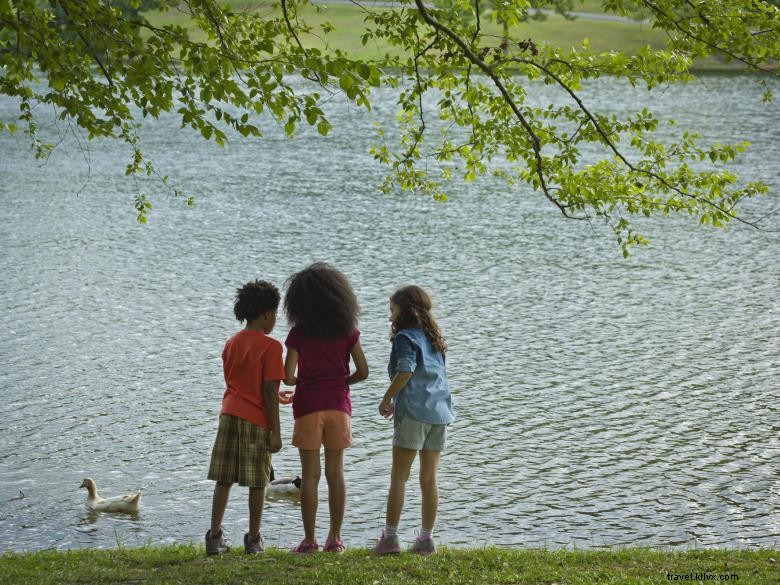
324,449,345,541
248,487,265,537
418,450,441,531
386,447,417,526
299,449,321,543
210,482,232,535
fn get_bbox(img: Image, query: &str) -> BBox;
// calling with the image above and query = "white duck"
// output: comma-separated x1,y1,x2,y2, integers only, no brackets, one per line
80,478,142,514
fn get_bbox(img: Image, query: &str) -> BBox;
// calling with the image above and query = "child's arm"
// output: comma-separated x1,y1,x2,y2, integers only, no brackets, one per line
378,372,412,419
380,334,416,418
346,341,369,385
284,349,298,387
263,380,282,453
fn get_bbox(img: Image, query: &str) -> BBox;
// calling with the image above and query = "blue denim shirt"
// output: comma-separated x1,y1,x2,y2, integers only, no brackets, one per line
388,327,454,425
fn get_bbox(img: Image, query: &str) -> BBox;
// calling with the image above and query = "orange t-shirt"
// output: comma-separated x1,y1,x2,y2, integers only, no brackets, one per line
220,329,285,429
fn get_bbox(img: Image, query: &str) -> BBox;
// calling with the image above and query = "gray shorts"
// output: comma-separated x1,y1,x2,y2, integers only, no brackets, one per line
393,416,447,451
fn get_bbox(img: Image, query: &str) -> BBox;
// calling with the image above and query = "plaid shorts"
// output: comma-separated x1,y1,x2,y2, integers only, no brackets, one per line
207,414,272,488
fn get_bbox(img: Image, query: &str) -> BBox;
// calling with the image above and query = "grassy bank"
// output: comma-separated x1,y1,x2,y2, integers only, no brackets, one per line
145,1,747,70
1,545,778,585
149,2,666,57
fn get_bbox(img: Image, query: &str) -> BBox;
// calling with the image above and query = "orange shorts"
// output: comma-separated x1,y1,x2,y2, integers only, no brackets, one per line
292,410,352,451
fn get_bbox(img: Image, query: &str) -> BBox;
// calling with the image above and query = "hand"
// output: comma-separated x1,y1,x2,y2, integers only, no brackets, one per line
378,398,394,419
269,430,282,453
278,389,294,405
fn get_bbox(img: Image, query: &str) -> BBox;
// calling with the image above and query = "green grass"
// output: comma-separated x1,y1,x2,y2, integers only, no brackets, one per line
1,545,778,585
286,2,670,57
145,2,667,58
576,0,605,13
142,1,756,70
509,13,665,53
575,0,635,14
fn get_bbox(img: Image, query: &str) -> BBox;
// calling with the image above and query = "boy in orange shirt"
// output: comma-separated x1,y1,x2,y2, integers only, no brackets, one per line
206,280,284,554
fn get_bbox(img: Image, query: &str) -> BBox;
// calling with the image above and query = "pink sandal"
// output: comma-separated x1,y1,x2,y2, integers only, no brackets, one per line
323,538,345,554
291,539,319,554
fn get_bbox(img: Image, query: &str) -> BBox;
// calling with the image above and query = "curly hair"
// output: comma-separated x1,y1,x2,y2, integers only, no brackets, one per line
284,262,360,338
390,285,447,354
234,280,280,323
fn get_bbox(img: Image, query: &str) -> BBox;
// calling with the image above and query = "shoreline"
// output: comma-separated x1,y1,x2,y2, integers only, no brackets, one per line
2,544,778,584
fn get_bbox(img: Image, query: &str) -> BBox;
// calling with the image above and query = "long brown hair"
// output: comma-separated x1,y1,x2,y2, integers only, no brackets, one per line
285,262,360,338
390,285,447,354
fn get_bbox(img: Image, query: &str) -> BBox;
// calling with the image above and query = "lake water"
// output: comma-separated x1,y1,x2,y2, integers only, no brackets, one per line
0,74,778,553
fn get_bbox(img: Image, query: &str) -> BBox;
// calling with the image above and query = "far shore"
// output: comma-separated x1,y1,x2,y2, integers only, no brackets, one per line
143,2,775,72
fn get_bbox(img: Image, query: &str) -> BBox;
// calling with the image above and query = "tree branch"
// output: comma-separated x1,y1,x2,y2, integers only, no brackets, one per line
639,0,776,74
281,0,306,54
510,57,763,229
56,0,114,87
683,0,710,26
411,0,585,219
280,0,323,84
15,3,20,56
401,33,439,165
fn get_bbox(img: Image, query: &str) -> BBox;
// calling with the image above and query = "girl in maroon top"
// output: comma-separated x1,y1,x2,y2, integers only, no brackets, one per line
282,263,369,554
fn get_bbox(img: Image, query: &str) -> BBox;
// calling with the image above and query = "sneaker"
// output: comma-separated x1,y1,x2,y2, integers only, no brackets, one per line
410,536,436,555
291,539,319,553
373,530,401,555
205,528,230,555
323,537,345,554
244,532,265,554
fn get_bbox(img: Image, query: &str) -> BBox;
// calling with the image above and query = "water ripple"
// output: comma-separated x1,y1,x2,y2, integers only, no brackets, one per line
1,75,778,552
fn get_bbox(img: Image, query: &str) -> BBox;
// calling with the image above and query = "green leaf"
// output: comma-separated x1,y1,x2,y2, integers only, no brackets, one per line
50,77,66,91
357,63,371,80
339,74,354,92
284,118,296,137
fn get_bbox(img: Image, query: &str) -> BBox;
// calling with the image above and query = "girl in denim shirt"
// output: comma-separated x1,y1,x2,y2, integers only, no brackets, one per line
374,285,454,555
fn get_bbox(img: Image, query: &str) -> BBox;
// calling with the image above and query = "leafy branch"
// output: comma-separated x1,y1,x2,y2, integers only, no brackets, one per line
1,0,776,252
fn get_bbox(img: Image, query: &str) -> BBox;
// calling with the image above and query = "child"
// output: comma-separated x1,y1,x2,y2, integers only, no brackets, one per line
374,285,454,555
205,280,284,555
283,262,369,553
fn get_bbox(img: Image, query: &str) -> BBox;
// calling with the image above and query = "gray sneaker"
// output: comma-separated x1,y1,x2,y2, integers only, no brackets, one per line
205,528,230,555
244,532,265,554
410,536,436,555
373,530,401,555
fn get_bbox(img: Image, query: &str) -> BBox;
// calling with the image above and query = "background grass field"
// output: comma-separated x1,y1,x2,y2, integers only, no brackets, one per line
144,1,675,60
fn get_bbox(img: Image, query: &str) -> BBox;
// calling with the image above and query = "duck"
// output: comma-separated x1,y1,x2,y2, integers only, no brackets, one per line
266,466,301,495
79,478,142,514
267,475,302,495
